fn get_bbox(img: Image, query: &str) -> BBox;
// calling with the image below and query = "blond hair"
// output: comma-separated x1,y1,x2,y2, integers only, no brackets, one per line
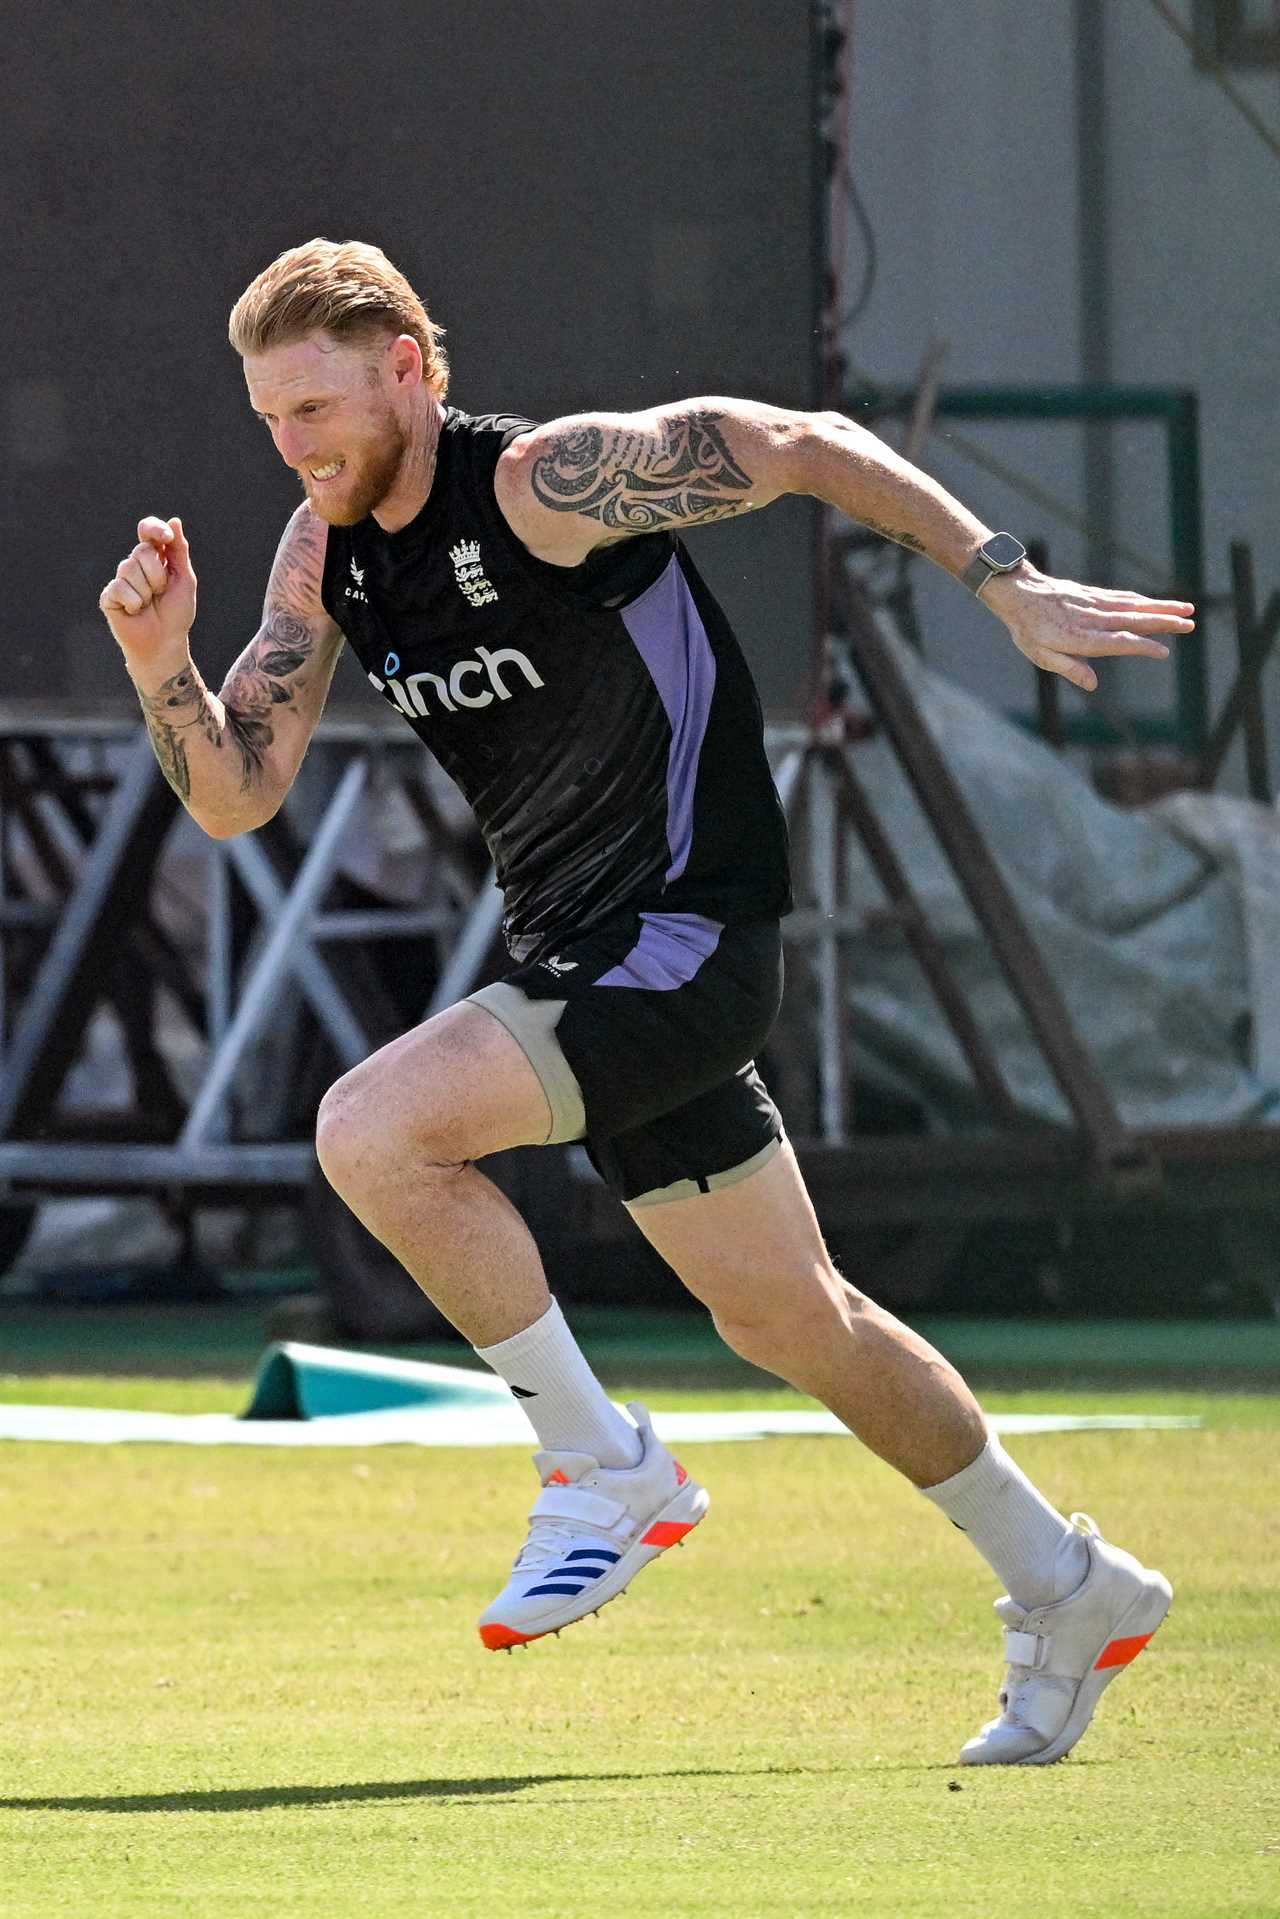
228,238,449,395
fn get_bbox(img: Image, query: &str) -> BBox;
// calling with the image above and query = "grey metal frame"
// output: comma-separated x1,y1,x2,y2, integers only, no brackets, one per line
0,714,500,1198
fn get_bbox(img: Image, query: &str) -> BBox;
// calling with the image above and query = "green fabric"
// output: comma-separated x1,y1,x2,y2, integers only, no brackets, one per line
241,1342,510,1420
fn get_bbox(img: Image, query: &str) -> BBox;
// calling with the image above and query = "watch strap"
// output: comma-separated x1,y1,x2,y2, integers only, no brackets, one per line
961,534,1027,596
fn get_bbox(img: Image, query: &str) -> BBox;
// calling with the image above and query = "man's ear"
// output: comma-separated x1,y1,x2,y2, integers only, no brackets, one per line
386,333,423,389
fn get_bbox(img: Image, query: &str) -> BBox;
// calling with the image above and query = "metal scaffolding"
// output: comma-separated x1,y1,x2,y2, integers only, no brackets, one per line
0,707,500,1204
3,545,1279,1311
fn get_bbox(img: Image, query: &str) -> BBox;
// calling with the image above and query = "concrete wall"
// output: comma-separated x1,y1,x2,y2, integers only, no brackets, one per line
843,0,1280,778
2,3,815,711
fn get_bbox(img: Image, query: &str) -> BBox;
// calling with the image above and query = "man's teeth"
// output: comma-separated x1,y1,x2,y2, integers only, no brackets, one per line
311,460,344,480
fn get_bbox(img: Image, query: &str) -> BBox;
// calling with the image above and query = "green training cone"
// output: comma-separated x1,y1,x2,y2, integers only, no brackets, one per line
241,1342,512,1421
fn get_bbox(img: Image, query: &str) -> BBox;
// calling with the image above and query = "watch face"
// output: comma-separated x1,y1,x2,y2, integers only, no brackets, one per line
983,532,1026,570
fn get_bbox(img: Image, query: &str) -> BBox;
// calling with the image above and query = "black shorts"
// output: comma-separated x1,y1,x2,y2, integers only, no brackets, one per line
469,911,785,1206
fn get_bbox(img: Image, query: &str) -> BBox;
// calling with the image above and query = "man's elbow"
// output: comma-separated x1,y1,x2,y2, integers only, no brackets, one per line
191,791,284,840
783,410,883,498
739,410,822,502
197,815,252,841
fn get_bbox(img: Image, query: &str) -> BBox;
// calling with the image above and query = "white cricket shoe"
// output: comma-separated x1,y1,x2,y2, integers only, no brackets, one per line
959,1511,1172,1766
478,1402,708,1651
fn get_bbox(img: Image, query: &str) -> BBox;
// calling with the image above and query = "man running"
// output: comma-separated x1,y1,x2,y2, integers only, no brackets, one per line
100,238,1186,1765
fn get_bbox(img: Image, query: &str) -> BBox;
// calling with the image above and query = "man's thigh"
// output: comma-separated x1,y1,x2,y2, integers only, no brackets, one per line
321,999,554,1161
625,1139,838,1324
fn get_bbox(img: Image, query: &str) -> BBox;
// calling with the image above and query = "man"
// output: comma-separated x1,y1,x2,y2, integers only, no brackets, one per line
100,238,1188,1765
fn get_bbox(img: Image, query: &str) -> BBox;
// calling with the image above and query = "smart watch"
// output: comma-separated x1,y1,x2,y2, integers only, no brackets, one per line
961,532,1027,597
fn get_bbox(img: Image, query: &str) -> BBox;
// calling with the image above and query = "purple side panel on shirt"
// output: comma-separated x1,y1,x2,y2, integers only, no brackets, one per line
620,555,717,884
596,911,723,990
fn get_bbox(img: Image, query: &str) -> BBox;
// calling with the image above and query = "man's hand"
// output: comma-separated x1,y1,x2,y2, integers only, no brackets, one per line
99,517,198,662
983,564,1195,693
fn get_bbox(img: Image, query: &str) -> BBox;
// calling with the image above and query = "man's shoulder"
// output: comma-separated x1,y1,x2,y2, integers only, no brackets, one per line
446,407,539,451
269,502,333,616
277,499,330,545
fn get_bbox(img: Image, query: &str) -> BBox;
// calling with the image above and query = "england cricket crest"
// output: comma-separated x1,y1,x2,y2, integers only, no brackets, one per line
450,537,499,608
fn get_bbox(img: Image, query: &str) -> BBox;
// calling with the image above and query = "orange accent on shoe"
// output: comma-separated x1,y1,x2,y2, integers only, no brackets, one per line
674,1461,689,1486
543,1469,572,1486
642,1519,697,1548
479,1622,542,1650
1094,1631,1155,1670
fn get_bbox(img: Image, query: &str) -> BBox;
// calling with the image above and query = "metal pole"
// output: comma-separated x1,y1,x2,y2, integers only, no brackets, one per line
204,839,233,1142
811,755,845,1142
425,870,505,1018
844,594,1156,1187
179,755,368,1148
0,762,9,1062
1168,391,1209,753
224,833,373,1068
1074,0,1115,586
772,746,806,813
1197,545,1280,792
0,732,163,1137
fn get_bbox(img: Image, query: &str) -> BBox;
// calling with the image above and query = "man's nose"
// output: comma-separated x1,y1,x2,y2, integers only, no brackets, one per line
276,424,312,468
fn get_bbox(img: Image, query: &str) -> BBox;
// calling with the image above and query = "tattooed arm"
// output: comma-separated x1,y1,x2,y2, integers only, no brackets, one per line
494,400,799,566
100,505,344,835
495,396,1000,572
495,399,1194,689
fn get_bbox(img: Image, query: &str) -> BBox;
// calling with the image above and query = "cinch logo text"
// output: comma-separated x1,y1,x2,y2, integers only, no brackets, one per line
368,645,545,717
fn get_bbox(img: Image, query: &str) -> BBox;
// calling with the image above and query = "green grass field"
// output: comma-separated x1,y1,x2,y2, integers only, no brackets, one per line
1,1309,1277,1917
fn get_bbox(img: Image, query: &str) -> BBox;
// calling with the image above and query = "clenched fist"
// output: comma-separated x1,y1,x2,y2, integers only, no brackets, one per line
99,517,198,662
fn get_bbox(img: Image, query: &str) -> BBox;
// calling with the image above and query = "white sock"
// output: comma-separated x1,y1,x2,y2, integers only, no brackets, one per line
475,1297,643,1468
922,1431,1090,1610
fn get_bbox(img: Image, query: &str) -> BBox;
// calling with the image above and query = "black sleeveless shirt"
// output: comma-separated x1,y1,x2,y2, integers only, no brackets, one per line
320,407,792,952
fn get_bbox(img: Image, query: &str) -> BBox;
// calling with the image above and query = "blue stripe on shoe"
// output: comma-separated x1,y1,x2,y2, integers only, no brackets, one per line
524,1581,588,1598
564,1548,621,1563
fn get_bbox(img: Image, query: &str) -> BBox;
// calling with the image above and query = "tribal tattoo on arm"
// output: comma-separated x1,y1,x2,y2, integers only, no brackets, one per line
528,409,757,534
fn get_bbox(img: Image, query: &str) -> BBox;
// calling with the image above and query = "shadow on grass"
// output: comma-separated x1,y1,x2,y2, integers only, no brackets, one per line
0,1763,964,1815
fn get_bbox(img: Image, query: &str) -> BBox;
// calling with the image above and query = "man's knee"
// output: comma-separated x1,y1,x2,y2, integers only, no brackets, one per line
314,1060,461,1197
710,1270,863,1369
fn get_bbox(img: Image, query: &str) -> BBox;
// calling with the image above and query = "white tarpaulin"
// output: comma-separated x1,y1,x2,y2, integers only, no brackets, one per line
0,1402,1201,1448
829,637,1280,1131
0,1343,1201,1445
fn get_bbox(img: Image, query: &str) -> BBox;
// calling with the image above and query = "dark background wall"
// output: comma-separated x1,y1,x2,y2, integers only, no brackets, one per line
4,3,818,713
